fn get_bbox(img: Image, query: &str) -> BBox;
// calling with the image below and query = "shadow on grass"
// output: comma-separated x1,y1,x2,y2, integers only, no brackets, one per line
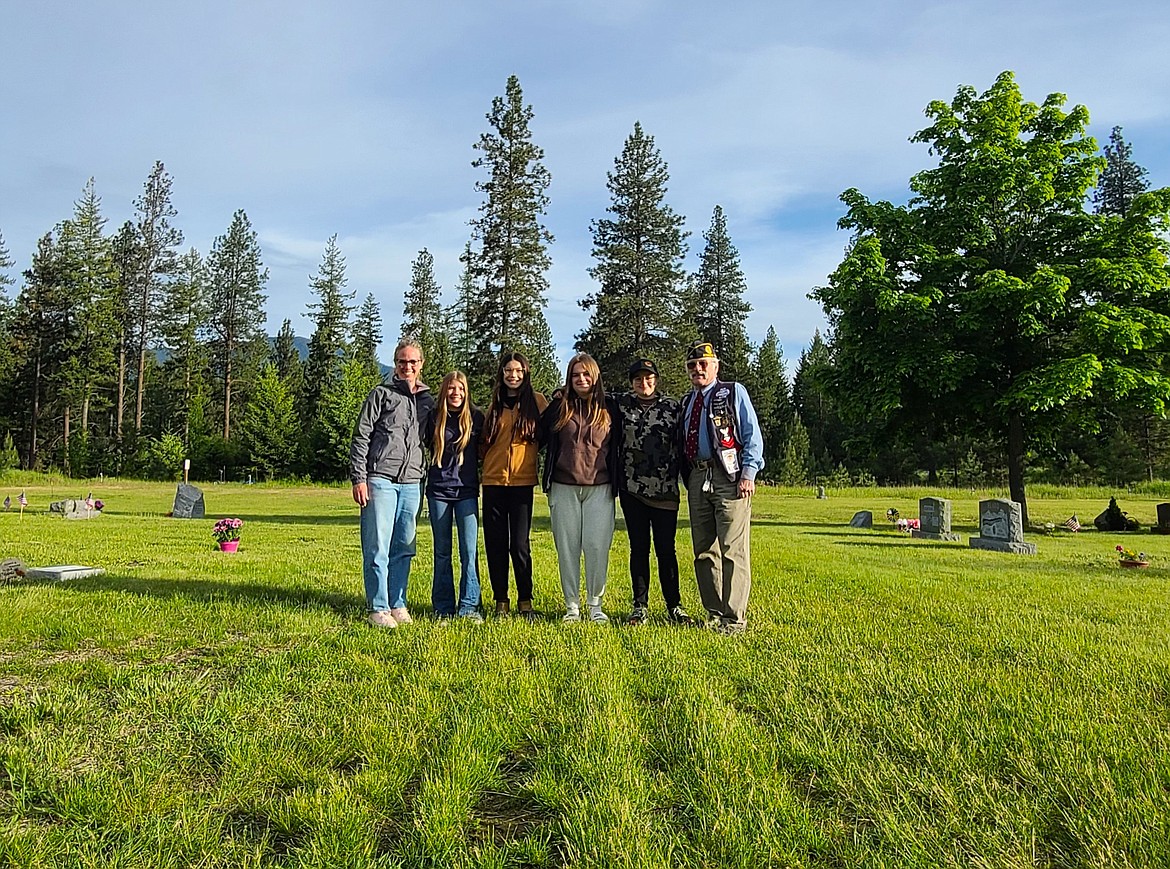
40,573,363,616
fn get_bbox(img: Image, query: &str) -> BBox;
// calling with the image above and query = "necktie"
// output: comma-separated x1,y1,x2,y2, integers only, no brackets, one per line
685,390,704,461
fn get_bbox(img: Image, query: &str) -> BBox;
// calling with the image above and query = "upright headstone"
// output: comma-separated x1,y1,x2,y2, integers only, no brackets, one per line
849,510,873,529
912,497,960,542
816,485,827,500
172,483,205,519
969,498,1036,555
1156,503,1170,534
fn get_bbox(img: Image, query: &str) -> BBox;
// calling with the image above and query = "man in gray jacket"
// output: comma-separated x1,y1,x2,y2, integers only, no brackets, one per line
350,338,436,627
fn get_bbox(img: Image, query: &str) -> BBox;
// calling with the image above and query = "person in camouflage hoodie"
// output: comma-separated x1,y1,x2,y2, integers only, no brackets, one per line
616,359,694,627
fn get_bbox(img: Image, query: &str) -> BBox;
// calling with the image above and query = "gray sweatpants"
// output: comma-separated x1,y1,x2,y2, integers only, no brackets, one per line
548,482,615,611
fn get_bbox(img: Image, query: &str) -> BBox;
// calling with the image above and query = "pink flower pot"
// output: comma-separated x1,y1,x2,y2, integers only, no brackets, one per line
218,540,240,552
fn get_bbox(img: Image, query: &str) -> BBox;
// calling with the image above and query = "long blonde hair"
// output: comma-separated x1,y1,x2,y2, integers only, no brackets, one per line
554,353,610,432
432,370,475,467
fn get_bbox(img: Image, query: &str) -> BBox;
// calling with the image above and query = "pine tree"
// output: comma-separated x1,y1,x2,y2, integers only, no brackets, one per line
465,75,557,384
694,205,752,381
352,293,383,378
303,235,354,422
447,244,485,396
313,357,381,480
403,248,454,381
205,209,268,440
55,180,119,474
577,122,690,393
126,162,183,437
157,248,208,443
1093,126,1150,217
0,232,15,444
792,330,841,477
750,326,790,477
239,363,299,480
273,319,303,385
779,416,811,485
0,231,13,296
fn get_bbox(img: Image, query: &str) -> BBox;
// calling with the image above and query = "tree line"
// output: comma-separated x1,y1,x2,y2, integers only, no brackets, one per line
1,72,1167,508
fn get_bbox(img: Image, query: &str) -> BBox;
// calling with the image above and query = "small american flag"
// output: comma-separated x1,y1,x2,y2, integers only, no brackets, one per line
18,491,27,507
84,492,95,510
1063,514,1081,532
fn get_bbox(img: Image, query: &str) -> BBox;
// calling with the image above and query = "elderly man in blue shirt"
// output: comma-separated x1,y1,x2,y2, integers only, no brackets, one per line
678,341,765,634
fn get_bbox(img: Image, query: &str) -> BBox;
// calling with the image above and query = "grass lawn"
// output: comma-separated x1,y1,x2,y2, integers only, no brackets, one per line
2,480,1169,868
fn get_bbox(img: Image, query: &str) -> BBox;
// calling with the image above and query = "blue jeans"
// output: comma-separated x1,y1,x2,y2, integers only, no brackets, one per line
360,477,421,611
428,496,481,616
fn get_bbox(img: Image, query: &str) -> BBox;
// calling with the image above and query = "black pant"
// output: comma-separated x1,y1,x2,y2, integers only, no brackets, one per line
619,491,681,609
482,485,535,603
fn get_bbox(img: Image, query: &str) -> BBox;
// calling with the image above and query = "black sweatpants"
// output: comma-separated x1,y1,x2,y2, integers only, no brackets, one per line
482,485,535,603
618,490,681,609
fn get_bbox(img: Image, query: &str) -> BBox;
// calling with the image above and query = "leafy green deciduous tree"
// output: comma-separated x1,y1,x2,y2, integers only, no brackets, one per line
577,122,691,393
813,71,1170,524
465,75,557,385
694,205,752,382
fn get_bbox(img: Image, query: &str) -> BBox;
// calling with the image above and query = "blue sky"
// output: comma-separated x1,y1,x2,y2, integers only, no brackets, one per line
3,0,1169,370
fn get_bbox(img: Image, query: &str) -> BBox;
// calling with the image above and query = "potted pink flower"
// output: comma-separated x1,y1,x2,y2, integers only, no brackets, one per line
213,518,244,552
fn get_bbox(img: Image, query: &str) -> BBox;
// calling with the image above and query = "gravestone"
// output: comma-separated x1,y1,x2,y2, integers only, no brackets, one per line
48,499,100,519
849,510,873,529
172,483,205,519
1156,503,1170,534
969,498,1036,555
912,497,960,542
24,565,106,581
816,485,827,500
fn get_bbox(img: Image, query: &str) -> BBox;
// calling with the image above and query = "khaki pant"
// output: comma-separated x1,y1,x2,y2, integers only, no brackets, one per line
687,467,752,627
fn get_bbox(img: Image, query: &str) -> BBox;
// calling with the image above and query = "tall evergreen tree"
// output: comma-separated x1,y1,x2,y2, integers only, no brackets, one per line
273,319,303,383
352,293,383,378
55,180,119,474
749,326,790,477
109,220,139,450
126,162,183,437
0,232,15,443
1093,126,1150,217
465,75,557,384
239,363,298,480
158,248,209,443
205,209,268,440
694,205,752,381
303,235,354,422
402,248,453,380
446,244,485,396
576,122,690,393
0,231,13,296
792,330,842,477
10,233,69,469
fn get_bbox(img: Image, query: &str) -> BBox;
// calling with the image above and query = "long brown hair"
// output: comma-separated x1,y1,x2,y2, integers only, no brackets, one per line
485,351,541,445
432,370,475,467
554,353,610,432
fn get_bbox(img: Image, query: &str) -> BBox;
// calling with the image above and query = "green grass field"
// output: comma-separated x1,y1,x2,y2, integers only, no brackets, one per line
2,480,1168,868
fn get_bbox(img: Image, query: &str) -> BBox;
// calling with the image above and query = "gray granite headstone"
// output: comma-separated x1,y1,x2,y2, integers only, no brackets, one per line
969,498,1036,555
849,510,873,529
172,483,205,519
1156,502,1170,533
816,485,827,500
48,499,100,519
912,497,960,542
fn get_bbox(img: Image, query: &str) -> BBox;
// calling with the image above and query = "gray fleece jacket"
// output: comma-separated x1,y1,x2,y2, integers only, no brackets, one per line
349,377,436,485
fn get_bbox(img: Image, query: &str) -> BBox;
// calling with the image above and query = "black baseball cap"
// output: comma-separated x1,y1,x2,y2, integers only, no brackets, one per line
627,359,659,378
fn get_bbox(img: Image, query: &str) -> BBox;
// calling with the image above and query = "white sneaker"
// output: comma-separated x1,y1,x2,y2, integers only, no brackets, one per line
562,608,581,623
368,610,397,629
390,607,412,624
588,606,609,624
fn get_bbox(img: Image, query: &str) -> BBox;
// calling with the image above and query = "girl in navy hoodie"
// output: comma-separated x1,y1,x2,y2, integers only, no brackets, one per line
425,370,485,620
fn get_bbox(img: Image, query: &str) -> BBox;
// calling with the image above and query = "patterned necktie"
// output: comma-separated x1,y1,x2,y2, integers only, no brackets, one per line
685,389,704,461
